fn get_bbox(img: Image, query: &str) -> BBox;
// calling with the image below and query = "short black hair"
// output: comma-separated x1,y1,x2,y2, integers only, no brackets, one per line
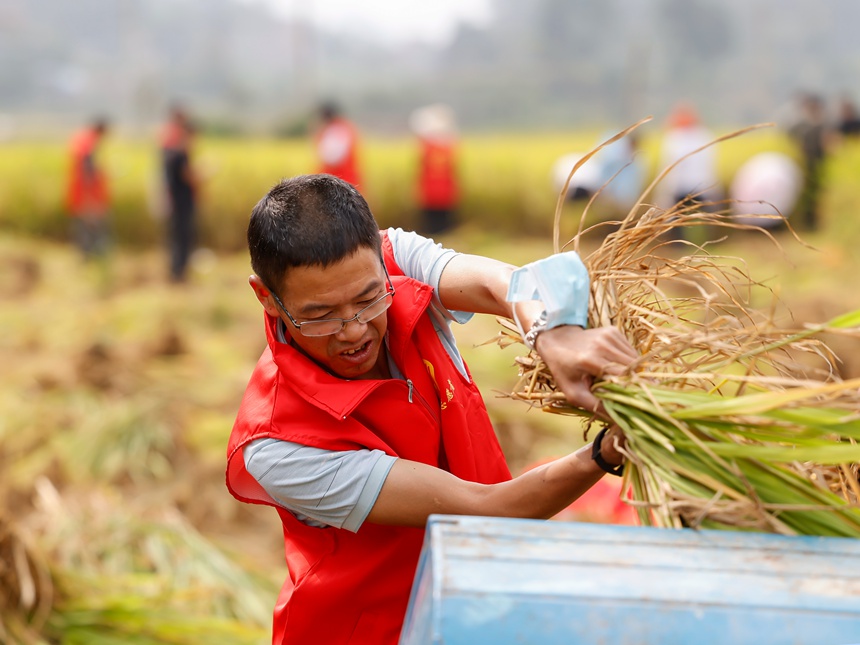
91,116,110,134
248,174,381,294
319,101,340,121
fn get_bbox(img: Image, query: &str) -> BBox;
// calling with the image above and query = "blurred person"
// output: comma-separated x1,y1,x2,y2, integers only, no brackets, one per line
656,102,721,240
595,131,646,213
552,131,646,213
730,152,802,230
65,116,111,260
159,103,187,150
551,150,605,202
160,104,200,283
787,93,834,231
837,96,860,138
409,103,459,235
657,102,721,208
226,174,639,645
314,101,362,187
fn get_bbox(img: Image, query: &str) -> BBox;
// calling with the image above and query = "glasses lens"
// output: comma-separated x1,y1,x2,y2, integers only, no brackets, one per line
299,320,345,337
356,292,393,324
298,291,394,337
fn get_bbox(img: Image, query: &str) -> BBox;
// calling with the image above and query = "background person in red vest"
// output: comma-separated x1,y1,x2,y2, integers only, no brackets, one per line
314,101,362,187
226,174,638,645
410,103,460,235
65,116,110,260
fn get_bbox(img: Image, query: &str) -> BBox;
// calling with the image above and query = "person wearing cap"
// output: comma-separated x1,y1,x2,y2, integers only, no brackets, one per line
657,101,721,213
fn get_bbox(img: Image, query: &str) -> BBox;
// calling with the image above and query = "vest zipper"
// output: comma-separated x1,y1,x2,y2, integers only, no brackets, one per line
405,377,442,427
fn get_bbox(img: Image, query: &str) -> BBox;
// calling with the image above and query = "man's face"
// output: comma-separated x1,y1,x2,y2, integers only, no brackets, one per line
275,247,390,380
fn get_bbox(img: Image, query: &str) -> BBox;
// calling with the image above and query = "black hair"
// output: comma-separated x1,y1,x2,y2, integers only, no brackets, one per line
319,101,340,121
91,116,110,134
247,174,381,294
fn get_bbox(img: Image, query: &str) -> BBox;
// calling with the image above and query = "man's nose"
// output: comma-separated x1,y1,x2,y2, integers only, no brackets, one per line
336,316,367,341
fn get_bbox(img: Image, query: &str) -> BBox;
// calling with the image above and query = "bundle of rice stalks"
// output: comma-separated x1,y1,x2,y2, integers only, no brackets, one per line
499,119,860,537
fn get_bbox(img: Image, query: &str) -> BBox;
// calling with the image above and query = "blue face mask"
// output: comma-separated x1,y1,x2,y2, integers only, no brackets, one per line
506,251,590,338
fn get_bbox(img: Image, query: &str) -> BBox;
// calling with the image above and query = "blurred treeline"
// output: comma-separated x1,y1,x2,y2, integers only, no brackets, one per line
0,129,794,250
4,0,860,134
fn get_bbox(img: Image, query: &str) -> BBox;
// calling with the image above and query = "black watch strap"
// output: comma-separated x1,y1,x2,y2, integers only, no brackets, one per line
591,426,624,477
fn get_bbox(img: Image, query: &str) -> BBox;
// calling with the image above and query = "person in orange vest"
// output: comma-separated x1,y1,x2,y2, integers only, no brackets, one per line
314,101,362,187
159,103,187,151
410,103,460,236
65,117,110,259
226,174,639,645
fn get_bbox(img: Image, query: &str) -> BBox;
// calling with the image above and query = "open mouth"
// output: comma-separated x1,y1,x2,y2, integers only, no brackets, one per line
341,340,371,357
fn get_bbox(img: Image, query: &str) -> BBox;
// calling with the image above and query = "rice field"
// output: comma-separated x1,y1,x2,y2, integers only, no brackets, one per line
2,126,860,642
0,126,793,246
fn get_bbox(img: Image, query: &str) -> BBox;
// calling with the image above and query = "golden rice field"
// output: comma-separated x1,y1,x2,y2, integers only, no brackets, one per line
2,127,860,643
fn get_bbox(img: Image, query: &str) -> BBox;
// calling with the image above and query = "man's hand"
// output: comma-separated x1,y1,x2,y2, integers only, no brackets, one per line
534,325,638,417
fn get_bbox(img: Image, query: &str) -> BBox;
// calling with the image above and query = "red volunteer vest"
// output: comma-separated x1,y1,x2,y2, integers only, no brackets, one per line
316,118,362,187
417,138,458,210
66,128,109,216
226,235,511,645
159,121,184,150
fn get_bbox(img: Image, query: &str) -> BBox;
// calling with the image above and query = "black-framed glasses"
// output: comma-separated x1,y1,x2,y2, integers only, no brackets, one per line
268,262,396,338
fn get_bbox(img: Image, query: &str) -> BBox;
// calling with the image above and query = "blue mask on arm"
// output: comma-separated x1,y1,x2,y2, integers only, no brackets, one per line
505,251,590,340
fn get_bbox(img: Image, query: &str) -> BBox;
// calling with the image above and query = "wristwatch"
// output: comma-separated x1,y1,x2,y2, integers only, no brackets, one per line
591,426,624,476
523,310,548,351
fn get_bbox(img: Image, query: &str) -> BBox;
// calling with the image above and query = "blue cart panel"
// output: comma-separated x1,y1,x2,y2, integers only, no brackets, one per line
400,515,860,645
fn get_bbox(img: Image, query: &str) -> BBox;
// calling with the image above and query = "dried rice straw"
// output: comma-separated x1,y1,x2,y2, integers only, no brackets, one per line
499,120,860,536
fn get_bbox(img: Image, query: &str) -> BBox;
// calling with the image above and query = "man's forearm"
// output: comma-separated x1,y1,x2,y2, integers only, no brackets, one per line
369,441,616,528
481,444,606,520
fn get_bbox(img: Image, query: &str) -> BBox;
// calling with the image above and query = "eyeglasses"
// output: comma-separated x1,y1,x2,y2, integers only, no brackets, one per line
268,263,396,338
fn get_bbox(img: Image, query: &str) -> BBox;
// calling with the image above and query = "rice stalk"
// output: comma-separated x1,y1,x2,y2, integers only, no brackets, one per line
499,121,860,536
25,478,276,644
0,513,53,645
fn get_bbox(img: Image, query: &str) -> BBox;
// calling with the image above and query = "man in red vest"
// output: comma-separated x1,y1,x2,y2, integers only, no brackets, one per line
314,102,362,187
226,174,637,644
65,117,110,259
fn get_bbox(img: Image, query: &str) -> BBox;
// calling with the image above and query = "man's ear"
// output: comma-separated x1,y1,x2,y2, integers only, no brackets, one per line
249,275,281,318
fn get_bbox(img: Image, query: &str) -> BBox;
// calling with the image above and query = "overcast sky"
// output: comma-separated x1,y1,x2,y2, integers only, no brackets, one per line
249,0,493,45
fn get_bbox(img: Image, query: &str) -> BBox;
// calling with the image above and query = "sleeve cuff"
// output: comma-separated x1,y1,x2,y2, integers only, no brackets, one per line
342,454,397,532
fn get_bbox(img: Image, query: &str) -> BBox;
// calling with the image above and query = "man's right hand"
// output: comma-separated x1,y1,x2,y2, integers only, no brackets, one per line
534,324,638,418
